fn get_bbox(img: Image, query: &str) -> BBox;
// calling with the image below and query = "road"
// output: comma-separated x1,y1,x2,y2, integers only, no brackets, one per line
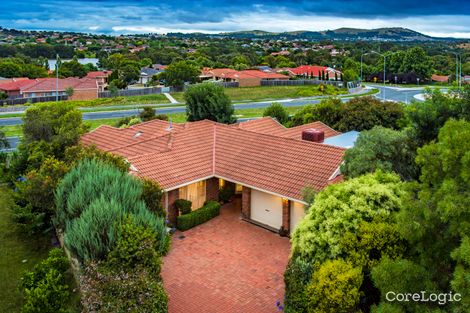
1,86,427,150
370,85,427,103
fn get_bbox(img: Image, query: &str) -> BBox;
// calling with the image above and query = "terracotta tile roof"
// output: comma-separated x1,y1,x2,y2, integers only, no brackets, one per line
81,118,345,201
0,79,37,91
21,77,97,93
234,117,340,139
239,70,289,80
85,71,112,78
431,74,449,82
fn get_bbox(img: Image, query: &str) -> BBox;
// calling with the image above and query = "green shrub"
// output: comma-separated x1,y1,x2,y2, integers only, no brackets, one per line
54,159,143,230
139,107,156,121
107,217,162,274
305,259,363,313
64,197,129,260
175,199,192,215
81,262,168,313
283,257,313,313
141,178,165,218
176,200,220,231
218,183,235,203
263,102,289,124
20,248,71,313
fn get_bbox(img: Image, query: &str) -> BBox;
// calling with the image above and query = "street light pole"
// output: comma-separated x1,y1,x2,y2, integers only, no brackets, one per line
370,51,386,101
56,54,59,102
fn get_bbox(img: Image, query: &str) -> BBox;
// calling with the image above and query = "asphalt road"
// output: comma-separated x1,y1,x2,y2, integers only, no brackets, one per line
1,86,428,151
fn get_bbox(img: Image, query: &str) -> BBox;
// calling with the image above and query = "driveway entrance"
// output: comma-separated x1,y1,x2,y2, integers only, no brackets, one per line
161,200,291,313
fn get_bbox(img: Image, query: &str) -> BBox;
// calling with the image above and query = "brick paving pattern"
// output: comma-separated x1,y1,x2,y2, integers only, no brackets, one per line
162,199,291,313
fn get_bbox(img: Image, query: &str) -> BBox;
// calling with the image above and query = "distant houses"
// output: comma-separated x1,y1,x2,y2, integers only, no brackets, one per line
0,77,100,101
200,65,342,87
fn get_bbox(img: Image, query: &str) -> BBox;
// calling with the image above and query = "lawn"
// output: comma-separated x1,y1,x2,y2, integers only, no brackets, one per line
171,84,347,102
0,188,82,312
0,188,50,312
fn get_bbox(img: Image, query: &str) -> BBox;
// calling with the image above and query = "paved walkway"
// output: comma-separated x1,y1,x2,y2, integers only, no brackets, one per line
162,200,291,313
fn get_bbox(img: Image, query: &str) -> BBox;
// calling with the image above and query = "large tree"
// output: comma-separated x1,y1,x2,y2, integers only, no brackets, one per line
185,83,235,123
342,126,419,181
160,60,200,88
371,120,470,312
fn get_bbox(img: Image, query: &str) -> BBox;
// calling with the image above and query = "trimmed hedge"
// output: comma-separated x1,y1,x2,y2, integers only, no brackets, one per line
174,199,192,215
176,200,220,231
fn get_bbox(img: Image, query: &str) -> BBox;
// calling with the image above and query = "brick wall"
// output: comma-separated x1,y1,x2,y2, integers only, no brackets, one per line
241,186,251,219
70,88,98,101
167,189,179,225
282,199,291,234
206,177,219,201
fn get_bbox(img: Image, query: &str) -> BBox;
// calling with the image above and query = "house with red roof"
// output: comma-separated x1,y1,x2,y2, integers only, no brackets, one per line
431,74,450,83
0,78,36,99
81,117,355,234
287,65,341,80
200,68,289,87
21,77,99,100
85,71,112,92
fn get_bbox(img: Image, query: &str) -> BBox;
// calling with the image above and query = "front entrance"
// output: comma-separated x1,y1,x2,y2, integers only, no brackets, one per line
179,180,206,209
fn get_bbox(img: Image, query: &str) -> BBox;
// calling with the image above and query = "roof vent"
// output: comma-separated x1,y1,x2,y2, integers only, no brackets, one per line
302,129,325,143
133,131,143,138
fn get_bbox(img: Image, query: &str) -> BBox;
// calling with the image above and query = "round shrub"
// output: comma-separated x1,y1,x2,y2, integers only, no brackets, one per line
263,102,289,124
175,199,192,215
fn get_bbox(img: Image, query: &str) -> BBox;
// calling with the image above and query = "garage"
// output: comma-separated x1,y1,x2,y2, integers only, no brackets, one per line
290,201,306,234
250,189,283,229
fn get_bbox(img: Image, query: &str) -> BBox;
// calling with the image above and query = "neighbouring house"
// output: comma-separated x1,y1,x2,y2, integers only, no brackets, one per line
200,68,289,87
138,67,162,85
431,74,450,83
286,65,342,80
21,77,98,100
81,117,357,234
465,75,470,84
85,71,112,92
0,78,36,99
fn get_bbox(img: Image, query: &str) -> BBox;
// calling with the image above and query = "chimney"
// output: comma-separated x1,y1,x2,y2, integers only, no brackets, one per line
301,129,325,143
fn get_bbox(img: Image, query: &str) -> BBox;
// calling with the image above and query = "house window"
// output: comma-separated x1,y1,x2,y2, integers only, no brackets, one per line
179,180,206,209
219,179,225,189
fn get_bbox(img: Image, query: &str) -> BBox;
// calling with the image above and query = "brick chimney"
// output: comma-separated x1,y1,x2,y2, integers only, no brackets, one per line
301,128,325,143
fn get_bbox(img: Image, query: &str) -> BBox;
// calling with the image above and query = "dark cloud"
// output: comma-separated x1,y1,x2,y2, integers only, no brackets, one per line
0,0,469,35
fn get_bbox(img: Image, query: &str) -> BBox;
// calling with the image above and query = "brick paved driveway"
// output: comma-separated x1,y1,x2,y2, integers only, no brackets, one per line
161,199,291,313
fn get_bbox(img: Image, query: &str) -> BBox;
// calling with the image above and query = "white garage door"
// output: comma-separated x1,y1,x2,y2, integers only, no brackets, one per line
250,189,283,229
290,201,306,234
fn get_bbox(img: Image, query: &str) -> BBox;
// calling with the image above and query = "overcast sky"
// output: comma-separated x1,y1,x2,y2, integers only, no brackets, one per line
1,0,470,38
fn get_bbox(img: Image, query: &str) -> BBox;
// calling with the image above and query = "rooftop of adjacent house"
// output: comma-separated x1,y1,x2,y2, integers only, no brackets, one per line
21,77,98,92
85,71,112,78
140,67,162,76
81,117,348,202
431,74,449,82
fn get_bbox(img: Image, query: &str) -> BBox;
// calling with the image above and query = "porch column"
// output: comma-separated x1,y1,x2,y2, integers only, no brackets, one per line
241,186,251,219
206,177,219,201
167,189,179,226
282,199,291,234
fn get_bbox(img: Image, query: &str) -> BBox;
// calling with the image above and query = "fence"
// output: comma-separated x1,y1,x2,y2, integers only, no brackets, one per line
98,87,169,98
0,95,68,106
215,81,239,88
347,81,363,94
261,79,344,88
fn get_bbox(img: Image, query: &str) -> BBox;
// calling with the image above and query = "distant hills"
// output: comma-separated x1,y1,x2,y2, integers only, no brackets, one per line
168,27,458,42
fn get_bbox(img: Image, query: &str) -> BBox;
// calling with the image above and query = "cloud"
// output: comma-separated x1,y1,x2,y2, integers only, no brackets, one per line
0,0,469,37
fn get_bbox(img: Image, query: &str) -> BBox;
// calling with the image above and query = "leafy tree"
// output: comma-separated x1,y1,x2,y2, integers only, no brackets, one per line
159,60,199,88
58,59,87,78
372,120,470,312
406,86,470,144
0,129,9,149
64,87,74,97
289,98,342,128
263,102,289,124
286,172,405,312
22,102,86,158
139,106,156,121
140,178,165,217
342,126,419,181
342,68,358,82
185,83,235,123
337,96,405,132
13,157,69,234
